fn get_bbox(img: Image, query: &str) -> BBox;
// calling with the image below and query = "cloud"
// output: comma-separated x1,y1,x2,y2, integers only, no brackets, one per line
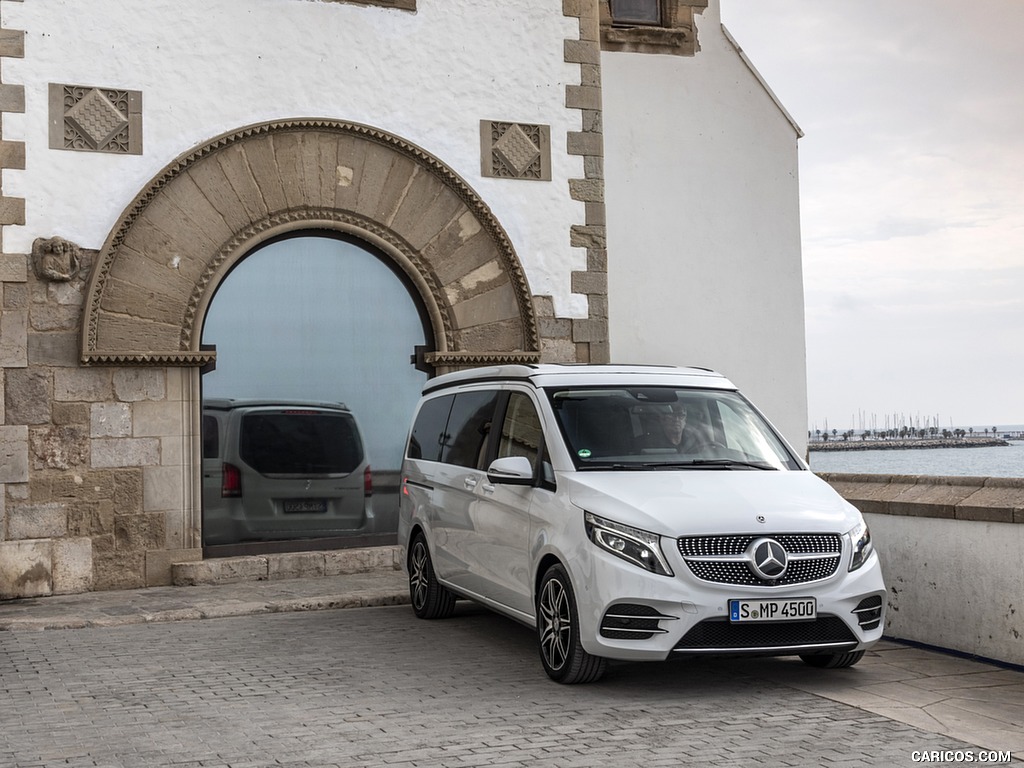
722,0,1024,425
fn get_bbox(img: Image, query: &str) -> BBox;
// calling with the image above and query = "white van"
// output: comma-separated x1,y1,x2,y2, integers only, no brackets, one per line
398,365,885,683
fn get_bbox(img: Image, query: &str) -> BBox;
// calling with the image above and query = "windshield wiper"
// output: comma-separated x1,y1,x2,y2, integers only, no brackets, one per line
643,459,778,471
579,462,659,470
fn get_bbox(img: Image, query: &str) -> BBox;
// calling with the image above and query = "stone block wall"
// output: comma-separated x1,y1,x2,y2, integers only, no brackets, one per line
1,248,197,597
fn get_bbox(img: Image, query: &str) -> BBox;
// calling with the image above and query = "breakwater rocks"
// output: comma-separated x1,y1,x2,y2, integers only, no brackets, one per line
808,437,1010,452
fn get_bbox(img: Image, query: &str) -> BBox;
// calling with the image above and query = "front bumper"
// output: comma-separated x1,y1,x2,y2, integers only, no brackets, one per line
571,544,886,662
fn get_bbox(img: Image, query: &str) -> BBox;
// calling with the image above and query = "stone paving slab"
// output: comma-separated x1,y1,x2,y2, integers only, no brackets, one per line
729,641,1024,757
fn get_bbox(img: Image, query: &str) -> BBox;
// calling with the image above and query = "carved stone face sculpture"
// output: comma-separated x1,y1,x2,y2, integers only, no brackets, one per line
31,236,81,282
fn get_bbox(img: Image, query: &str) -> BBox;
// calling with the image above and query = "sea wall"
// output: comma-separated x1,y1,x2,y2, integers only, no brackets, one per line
819,473,1024,666
811,438,1009,451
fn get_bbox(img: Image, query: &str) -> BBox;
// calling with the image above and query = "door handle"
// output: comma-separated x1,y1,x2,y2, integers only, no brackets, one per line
464,477,478,490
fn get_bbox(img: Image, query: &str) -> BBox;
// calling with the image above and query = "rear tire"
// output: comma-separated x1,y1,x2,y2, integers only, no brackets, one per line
408,533,456,619
800,650,865,669
536,564,607,684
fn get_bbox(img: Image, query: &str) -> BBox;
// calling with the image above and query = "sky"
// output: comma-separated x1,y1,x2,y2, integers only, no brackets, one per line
719,0,1024,431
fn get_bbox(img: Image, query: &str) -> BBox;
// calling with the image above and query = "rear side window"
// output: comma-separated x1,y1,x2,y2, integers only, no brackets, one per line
442,391,500,469
239,411,363,474
202,414,220,459
407,395,454,462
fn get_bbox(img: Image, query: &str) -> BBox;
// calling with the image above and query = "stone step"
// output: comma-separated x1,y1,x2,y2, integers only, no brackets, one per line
172,545,402,586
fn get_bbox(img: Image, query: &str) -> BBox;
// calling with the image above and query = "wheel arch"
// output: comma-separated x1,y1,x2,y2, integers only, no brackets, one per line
534,553,565,604
407,523,428,560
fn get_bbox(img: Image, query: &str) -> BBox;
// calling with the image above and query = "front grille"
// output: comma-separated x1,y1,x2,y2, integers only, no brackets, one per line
600,604,674,640
677,533,843,586
853,595,883,630
673,615,857,653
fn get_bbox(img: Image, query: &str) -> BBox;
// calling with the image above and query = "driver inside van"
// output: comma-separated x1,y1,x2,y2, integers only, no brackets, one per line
642,403,712,454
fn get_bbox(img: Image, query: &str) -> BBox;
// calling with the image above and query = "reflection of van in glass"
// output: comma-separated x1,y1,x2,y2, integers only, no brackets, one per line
202,399,373,544
399,365,886,683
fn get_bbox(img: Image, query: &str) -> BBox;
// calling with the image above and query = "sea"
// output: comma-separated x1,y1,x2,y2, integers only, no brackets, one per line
808,429,1024,479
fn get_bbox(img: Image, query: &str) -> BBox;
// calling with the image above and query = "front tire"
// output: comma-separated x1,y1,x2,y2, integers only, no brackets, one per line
536,564,607,684
408,533,456,619
800,650,865,669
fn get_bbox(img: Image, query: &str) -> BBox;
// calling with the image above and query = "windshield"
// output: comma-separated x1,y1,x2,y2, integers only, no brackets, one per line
546,386,801,471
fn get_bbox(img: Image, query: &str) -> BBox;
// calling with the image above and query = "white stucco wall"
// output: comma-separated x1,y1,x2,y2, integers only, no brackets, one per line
602,1,808,452
2,0,589,317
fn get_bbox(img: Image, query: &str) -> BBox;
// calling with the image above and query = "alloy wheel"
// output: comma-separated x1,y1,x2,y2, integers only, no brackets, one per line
538,576,571,671
410,539,430,612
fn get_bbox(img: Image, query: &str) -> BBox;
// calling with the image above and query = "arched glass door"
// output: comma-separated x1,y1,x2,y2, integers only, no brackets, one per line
199,233,430,554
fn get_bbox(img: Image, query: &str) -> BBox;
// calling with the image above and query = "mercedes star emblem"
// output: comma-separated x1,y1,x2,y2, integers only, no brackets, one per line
747,537,788,581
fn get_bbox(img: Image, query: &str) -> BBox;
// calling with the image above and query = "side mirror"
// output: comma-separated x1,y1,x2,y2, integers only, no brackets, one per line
486,455,535,485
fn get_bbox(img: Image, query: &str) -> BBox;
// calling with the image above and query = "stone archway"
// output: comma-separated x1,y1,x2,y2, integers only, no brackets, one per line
80,119,541,371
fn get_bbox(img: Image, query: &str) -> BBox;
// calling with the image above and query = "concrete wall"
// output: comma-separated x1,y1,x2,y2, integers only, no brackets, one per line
603,3,808,452
822,473,1024,667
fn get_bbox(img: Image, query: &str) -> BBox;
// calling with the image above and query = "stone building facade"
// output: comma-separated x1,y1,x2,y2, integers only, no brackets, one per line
0,0,806,597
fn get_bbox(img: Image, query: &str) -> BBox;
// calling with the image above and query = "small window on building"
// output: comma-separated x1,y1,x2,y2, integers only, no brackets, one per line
610,0,661,26
599,0,705,56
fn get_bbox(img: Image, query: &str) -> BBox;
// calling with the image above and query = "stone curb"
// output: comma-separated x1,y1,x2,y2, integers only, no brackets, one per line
0,588,410,632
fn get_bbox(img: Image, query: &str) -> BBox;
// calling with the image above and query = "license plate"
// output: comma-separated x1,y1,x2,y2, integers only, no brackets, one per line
283,500,328,514
729,598,816,622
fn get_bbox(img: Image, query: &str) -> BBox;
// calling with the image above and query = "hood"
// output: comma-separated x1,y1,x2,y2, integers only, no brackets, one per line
561,469,860,537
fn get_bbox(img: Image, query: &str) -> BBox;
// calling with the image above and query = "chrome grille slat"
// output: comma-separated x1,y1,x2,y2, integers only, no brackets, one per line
678,533,843,586
600,603,677,640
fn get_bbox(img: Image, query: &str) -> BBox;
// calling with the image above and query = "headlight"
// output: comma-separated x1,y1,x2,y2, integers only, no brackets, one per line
847,519,874,571
584,512,673,576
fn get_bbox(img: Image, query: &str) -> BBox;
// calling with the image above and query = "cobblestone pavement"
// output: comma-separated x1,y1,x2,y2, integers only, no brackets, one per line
0,602,1000,768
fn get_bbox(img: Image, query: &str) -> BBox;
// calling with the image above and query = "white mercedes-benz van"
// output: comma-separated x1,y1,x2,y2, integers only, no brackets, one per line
398,365,885,683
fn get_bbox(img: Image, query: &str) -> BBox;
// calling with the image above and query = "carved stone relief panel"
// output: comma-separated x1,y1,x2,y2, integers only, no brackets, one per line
31,236,82,282
480,121,552,181
48,83,142,155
